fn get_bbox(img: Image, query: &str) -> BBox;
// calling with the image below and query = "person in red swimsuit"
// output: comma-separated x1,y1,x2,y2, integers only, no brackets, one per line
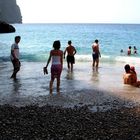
44,40,63,93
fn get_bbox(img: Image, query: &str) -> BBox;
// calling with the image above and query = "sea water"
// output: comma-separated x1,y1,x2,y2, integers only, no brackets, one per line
0,23,140,107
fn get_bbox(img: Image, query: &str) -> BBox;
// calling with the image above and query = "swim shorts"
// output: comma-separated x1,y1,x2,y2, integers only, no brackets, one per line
92,53,99,60
66,55,75,64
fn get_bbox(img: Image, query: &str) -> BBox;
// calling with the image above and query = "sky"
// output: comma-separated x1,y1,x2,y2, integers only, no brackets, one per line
17,0,140,23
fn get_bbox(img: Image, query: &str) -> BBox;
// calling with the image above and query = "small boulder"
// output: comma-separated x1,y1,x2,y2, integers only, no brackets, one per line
0,21,16,33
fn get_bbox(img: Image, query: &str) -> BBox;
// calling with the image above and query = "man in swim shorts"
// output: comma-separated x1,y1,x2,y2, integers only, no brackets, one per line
92,39,101,70
64,40,77,72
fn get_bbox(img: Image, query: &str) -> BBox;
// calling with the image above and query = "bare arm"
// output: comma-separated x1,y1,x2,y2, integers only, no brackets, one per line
11,49,18,60
73,47,77,55
63,48,67,59
11,50,16,59
60,51,63,66
99,51,101,57
46,52,51,68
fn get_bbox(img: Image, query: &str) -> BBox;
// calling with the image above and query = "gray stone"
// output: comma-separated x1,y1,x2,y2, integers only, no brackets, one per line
0,21,16,33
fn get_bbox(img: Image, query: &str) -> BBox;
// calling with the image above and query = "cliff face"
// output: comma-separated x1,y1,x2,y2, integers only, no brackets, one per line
0,0,22,23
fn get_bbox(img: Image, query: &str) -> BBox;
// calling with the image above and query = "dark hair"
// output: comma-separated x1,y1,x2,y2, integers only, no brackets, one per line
68,40,72,45
95,39,98,43
124,64,130,73
53,40,61,50
15,36,21,41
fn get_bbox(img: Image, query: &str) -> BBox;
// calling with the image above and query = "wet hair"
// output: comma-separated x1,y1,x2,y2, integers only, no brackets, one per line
68,40,72,45
129,46,131,49
120,49,123,53
124,64,130,73
15,36,21,41
53,40,61,50
95,39,98,43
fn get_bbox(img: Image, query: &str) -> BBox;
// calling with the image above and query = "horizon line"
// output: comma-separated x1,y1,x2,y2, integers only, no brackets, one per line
13,22,140,25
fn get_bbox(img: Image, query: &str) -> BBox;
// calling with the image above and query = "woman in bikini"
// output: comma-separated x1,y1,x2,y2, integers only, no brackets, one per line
44,40,63,93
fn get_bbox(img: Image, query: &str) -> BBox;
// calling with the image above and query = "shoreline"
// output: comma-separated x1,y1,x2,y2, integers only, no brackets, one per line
0,61,140,109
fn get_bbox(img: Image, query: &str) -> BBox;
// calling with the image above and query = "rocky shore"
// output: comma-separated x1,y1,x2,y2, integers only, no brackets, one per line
0,104,140,140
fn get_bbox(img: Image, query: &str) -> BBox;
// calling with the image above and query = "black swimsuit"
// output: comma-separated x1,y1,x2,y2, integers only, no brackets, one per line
67,55,75,64
92,52,99,60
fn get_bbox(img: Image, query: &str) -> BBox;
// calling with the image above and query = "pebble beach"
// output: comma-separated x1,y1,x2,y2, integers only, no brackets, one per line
1,104,140,140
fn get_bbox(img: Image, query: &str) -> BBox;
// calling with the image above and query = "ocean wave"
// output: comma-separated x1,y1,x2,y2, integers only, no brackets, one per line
0,56,10,62
75,54,140,65
115,56,140,64
1,53,140,65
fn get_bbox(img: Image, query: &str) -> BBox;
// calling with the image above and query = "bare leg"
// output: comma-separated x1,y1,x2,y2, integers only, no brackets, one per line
95,59,99,71
71,63,73,72
92,60,95,70
67,62,70,70
56,78,60,93
11,68,20,79
11,60,20,79
49,79,54,94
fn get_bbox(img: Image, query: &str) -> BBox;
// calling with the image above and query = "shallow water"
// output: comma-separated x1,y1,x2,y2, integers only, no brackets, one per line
0,61,140,111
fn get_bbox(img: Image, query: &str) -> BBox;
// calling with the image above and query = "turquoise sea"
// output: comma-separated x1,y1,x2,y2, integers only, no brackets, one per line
1,23,140,62
0,23,140,108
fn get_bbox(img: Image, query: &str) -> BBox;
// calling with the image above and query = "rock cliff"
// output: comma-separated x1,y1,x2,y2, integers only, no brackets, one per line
0,0,22,23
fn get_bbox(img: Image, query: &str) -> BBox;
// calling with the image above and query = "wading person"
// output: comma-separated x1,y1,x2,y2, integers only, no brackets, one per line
64,40,76,72
10,36,21,79
44,40,63,93
92,39,101,71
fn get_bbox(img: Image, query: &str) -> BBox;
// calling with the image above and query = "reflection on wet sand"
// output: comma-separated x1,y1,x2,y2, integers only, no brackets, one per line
12,78,21,94
65,71,74,80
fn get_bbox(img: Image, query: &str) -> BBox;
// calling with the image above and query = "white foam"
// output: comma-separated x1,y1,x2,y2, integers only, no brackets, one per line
115,56,140,65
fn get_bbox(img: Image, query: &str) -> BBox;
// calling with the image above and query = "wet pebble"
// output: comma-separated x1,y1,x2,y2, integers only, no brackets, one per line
0,104,140,139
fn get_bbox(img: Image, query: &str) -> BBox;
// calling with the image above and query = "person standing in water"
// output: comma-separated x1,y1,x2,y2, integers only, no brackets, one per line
10,36,21,79
44,40,63,93
127,46,132,55
133,46,137,54
64,40,77,72
92,39,101,70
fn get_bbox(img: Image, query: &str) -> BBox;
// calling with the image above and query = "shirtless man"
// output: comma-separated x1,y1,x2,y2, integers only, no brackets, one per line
64,40,76,72
92,39,101,70
123,64,140,87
